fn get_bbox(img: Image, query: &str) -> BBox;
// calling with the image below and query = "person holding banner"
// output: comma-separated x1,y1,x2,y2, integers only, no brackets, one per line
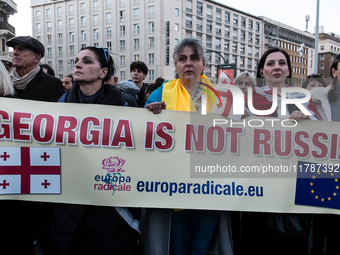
242,48,318,255
39,47,140,255
145,38,233,255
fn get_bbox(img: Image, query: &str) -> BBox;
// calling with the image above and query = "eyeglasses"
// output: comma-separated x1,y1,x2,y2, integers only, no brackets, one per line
98,47,109,66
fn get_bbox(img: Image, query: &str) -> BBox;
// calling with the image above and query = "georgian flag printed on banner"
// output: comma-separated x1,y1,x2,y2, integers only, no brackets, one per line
0,147,61,194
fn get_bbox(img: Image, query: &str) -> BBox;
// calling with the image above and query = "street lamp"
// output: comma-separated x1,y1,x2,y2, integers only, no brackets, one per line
205,49,227,64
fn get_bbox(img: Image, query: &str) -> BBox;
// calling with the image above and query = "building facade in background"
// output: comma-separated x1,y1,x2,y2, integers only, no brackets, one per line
30,0,263,83
318,32,340,79
0,0,16,69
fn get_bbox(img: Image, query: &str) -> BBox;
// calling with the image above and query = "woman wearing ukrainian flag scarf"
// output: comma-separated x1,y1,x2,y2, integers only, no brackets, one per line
144,38,233,255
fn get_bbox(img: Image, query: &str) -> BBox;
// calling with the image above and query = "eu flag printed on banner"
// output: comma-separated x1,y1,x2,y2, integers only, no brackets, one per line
0,147,61,195
295,161,340,210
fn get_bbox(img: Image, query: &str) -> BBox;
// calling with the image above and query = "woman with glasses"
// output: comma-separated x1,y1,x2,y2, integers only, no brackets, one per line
39,47,140,255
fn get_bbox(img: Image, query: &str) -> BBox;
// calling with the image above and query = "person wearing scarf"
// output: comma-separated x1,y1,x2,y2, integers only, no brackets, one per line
145,38,233,255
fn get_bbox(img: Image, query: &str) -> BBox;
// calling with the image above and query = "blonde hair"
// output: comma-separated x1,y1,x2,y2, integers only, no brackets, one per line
0,62,14,96
233,71,256,88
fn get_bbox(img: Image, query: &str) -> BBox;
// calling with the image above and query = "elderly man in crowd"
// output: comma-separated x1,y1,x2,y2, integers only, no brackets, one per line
1,36,64,254
6,36,63,101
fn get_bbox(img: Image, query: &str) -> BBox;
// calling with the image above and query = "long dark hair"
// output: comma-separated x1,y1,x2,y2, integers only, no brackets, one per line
79,46,116,83
328,54,340,102
256,48,292,86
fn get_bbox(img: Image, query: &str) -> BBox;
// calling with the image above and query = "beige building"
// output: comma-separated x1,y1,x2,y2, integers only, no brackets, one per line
30,0,262,82
0,0,16,69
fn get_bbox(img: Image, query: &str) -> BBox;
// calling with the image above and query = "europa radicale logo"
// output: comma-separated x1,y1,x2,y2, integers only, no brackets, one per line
94,156,131,194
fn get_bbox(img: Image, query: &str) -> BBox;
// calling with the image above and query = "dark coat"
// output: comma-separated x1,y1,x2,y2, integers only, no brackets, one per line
15,67,63,102
40,84,139,255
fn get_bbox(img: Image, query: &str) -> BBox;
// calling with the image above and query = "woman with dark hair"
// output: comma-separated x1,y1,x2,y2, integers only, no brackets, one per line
39,47,140,255
242,48,320,255
302,74,327,91
311,54,340,121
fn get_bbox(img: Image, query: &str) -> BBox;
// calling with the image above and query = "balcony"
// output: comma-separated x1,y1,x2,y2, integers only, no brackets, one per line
0,51,12,63
0,0,17,14
0,22,15,35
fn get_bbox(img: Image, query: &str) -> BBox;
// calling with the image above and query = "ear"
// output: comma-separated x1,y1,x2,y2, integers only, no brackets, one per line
332,68,337,78
34,54,42,64
99,68,108,79
202,61,206,72
259,68,264,77
143,73,147,80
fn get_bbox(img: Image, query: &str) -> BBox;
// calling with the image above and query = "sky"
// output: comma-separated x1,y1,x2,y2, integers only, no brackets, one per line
8,0,340,37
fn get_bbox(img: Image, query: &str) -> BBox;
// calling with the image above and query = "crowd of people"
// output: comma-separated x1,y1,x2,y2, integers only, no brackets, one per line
1,35,340,255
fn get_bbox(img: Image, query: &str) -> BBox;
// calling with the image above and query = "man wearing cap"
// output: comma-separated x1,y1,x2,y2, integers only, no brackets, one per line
1,36,63,254
117,80,140,107
6,36,63,101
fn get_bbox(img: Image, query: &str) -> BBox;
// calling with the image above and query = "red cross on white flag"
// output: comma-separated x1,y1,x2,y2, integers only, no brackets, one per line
0,147,61,194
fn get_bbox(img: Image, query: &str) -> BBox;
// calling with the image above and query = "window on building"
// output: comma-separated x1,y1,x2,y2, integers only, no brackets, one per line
248,45,252,56
134,54,139,61
240,56,245,67
46,9,51,19
241,17,246,29
58,60,63,70
81,31,86,41
47,21,51,31
120,71,125,80
215,54,220,64
320,63,324,70
207,5,212,19
320,54,325,60
46,35,51,44
81,17,86,27
120,56,125,66
69,59,74,69
225,11,230,24
175,8,179,16
68,5,74,15
232,42,237,53
120,11,125,21
215,38,221,50
255,22,260,33
186,0,192,13
149,22,155,33
216,8,222,22
106,28,111,38
36,10,40,20
233,14,238,26
93,0,98,11
175,38,179,45
186,14,192,28
134,0,139,4
255,47,259,58
93,15,98,25
149,70,155,81
69,32,74,42
206,20,212,33
175,23,179,31
248,32,253,44
120,26,125,36
69,18,74,29
47,48,52,57
240,44,245,54
197,2,203,16
58,46,63,56
149,6,155,18
196,18,202,31
206,52,212,62
255,34,259,46
106,0,111,9
58,33,63,43
120,40,125,50
149,53,154,65
80,3,86,13
185,30,192,38
320,45,325,50
93,29,99,39
225,26,230,38
216,23,221,35
224,40,229,52
134,9,139,20
69,45,74,55
206,35,212,48
241,30,245,42
106,41,112,52
249,20,253,30
119,0,125,7
134,24,140,35
106,13,112,23
134,39,139,50
36,23,41,33
56,7,61,17
233,28,238,40
148,37,154,48
81,44,86,49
